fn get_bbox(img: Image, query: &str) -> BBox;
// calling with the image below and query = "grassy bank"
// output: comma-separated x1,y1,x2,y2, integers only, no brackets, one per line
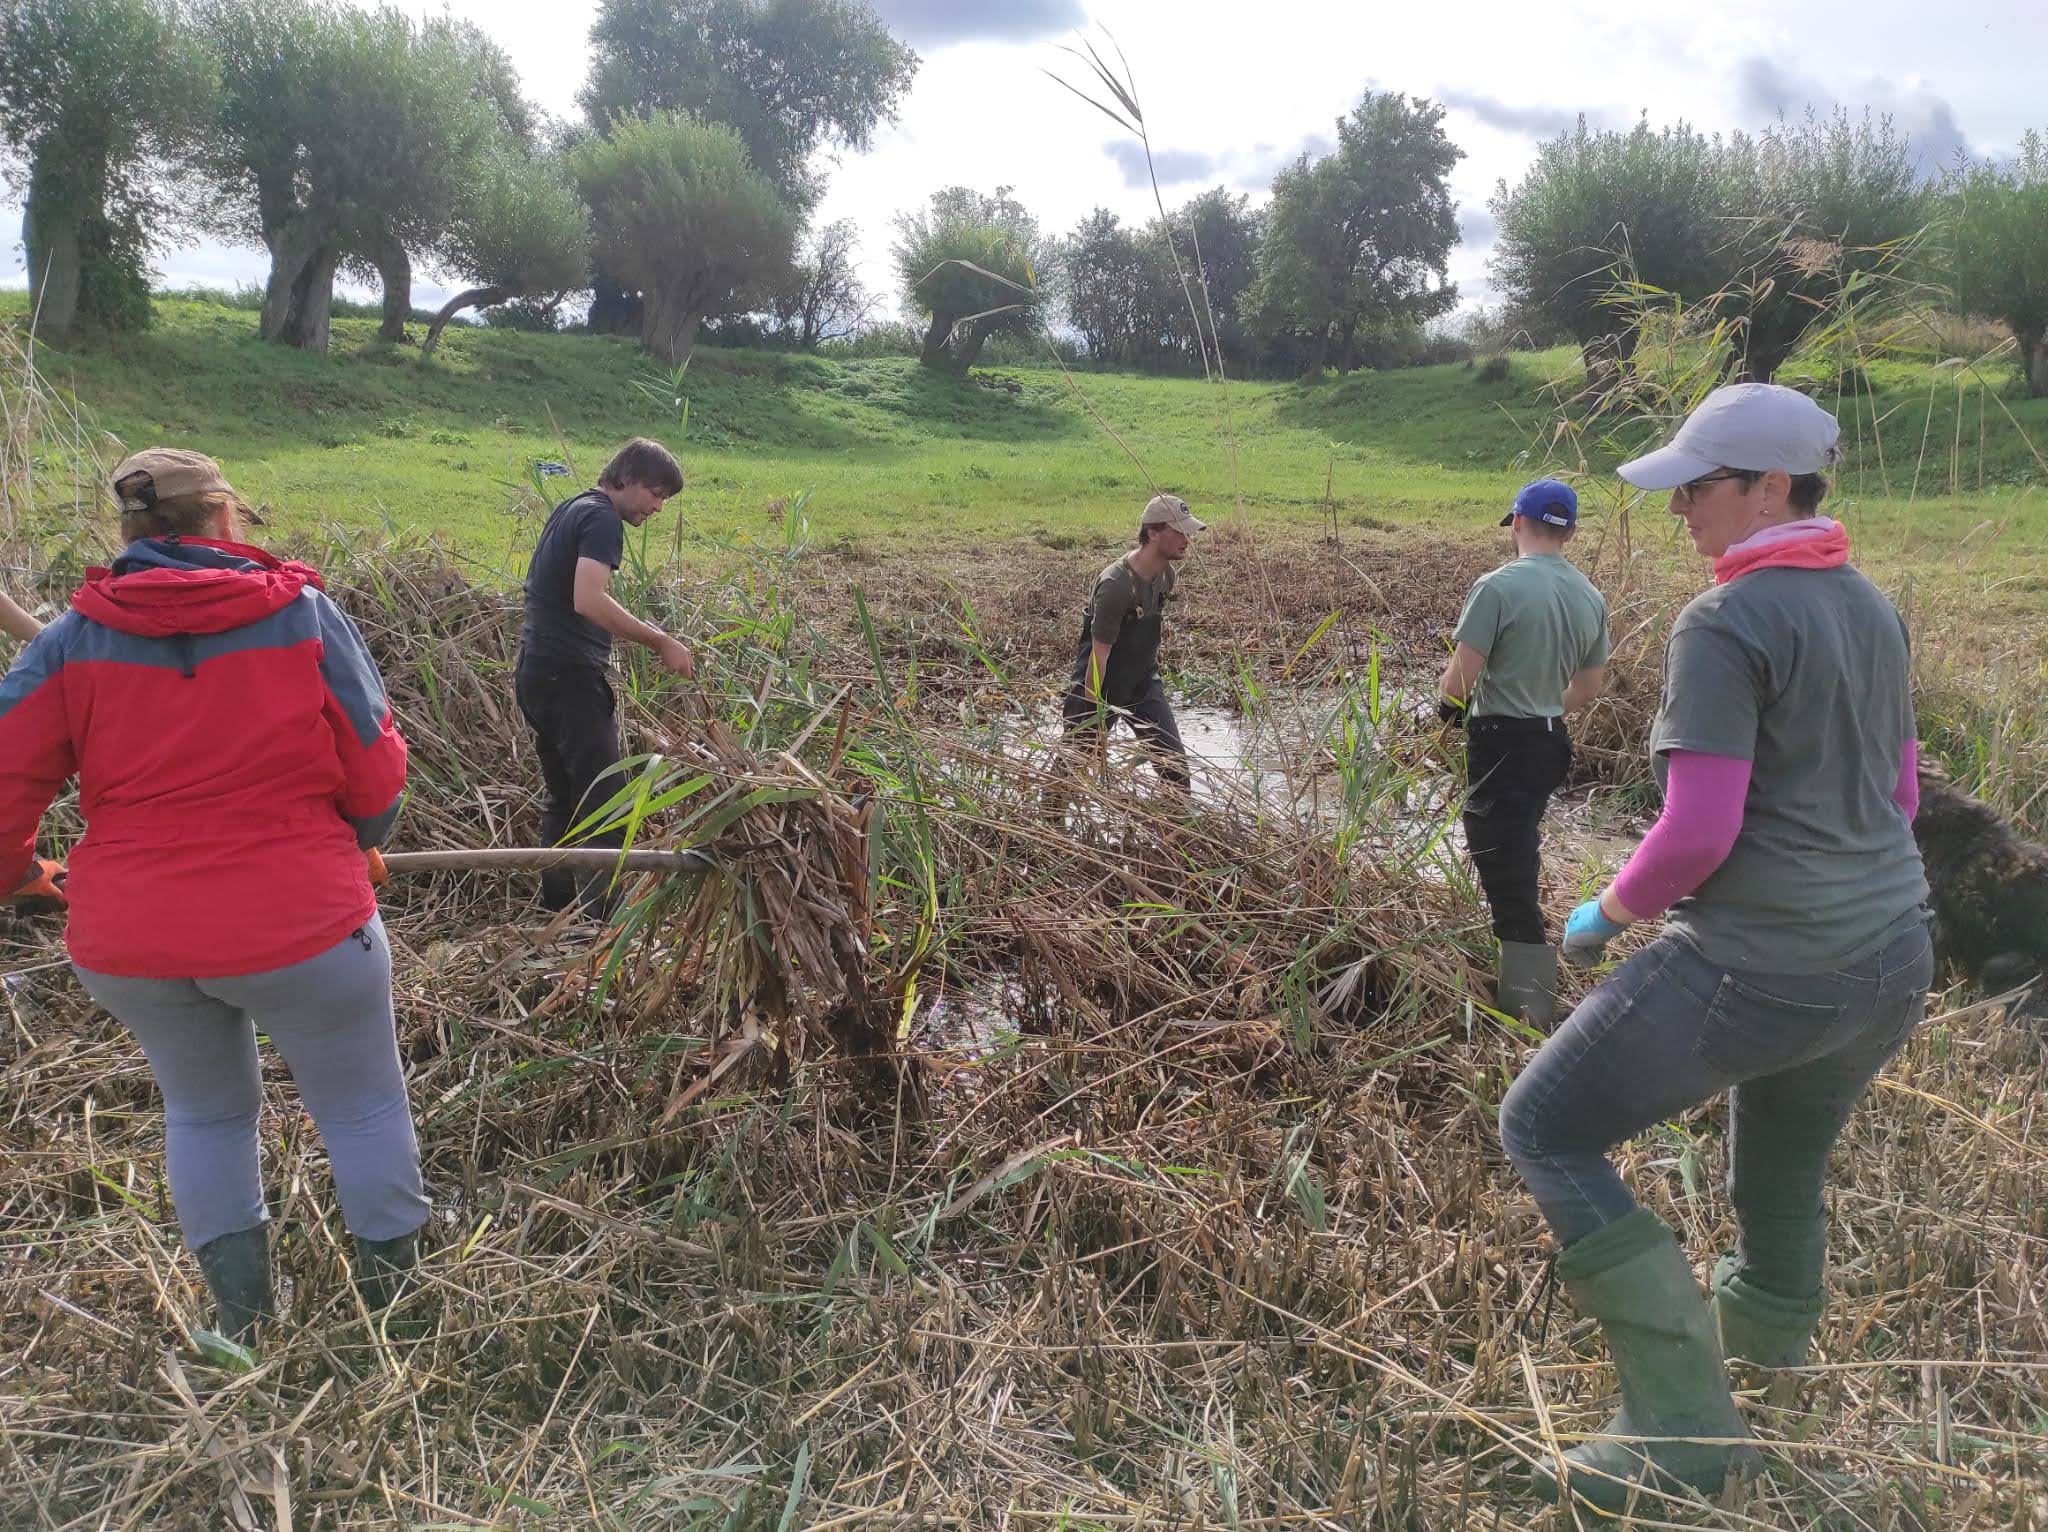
8,295,2047,567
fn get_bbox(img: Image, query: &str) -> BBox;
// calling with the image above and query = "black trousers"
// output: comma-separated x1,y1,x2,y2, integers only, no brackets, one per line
515,664,625,912
1060,675,1190,790
1461,716,1573,944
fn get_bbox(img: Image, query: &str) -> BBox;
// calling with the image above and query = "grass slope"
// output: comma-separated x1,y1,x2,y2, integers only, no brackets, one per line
10,296,2047,582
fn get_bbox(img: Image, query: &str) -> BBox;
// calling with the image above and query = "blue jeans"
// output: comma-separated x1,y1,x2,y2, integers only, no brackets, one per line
1499,918,1932,1299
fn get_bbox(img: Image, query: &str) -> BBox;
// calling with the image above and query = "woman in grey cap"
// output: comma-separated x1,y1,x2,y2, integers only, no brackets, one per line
1495,384,1930,1509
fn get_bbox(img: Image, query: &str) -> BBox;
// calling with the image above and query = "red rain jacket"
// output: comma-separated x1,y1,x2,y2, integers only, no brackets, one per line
0,538,407,977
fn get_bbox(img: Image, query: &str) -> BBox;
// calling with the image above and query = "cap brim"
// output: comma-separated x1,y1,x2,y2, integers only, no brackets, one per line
1498,512,1515,527
1617,442,1718,491
1171,515,1206,534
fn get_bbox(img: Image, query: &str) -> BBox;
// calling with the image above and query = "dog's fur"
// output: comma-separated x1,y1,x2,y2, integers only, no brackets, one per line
1914,765,2048,1019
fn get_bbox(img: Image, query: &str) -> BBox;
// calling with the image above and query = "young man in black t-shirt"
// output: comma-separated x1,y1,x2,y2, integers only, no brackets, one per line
516,437,693,913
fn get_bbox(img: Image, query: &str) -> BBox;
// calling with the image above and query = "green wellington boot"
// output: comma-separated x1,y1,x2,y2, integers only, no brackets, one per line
194,1224,275,1343
1496,941,1559,1029
1533,1209,1760,1512
353,1230,419,1312
1711,1254,1825,1369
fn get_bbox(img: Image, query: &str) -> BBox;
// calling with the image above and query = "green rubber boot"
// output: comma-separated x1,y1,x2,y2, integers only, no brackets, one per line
1496,941,1559,1030
1533,1209,1760,1511
1711,1254,1824,1369
194,1224,274,1343
353,1230,419,1313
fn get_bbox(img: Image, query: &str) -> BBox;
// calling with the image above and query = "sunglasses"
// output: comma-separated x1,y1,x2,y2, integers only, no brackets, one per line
1676,469,1753,506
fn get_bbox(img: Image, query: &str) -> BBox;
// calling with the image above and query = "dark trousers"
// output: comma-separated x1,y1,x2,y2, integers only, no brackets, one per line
1060,675,1190,790
1461,715,1572,944
1499,920,1931,1294
515,664,624,911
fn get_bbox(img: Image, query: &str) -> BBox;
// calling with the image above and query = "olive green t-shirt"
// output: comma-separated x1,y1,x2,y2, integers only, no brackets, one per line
1651,565,1928,973
1453,554,1610,718
1088,558,1175,646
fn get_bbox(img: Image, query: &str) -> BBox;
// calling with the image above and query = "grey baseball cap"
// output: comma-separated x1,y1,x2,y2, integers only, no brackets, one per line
1618,383,1842,490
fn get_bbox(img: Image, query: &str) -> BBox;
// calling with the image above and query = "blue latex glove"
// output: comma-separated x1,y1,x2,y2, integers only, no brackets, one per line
1562,898,1627,967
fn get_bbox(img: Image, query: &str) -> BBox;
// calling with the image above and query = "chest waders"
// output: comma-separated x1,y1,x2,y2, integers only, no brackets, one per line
1059,574,1188,791
1067,580,1166,708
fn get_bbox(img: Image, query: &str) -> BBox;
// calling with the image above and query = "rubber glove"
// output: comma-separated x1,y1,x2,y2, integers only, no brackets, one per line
364,848,389,887
7,857,68,910
1562,897,1626,967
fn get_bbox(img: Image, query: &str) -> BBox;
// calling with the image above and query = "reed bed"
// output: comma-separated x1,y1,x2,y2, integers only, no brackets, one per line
5,316,2047,1528
2,528,2044,1531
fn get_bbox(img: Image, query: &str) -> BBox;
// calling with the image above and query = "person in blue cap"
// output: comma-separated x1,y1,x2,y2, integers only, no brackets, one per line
1438,478,1610,1026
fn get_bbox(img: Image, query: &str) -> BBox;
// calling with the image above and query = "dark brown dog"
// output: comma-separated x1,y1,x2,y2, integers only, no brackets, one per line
1914,765,2048,1022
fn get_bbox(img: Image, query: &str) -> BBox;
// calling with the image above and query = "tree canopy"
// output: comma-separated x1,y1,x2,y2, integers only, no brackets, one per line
1248,92,1462,374
574,111,798,364
772,217,874,348
579,0,916,203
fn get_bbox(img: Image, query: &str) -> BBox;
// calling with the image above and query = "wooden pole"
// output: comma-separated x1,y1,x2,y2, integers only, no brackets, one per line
377,847,716,876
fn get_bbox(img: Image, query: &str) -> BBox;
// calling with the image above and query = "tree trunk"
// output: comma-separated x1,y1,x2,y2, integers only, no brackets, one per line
1337,321,1357,375
260,220,324,343
919,312,954,368
952,323,989,373
22,186,82,337
421,285,510,358
371,235,412,341
2026,330,2048,400
277,246,339,352
1304,325,1329,377
641,289,702,365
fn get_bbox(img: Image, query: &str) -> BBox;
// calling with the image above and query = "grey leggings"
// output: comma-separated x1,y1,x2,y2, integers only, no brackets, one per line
74,916,428,1251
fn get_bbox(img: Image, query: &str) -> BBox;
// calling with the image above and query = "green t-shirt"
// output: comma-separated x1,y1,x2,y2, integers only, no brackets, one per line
1651,565,1928,973
1453,554,1610,718
1088,558,1175,646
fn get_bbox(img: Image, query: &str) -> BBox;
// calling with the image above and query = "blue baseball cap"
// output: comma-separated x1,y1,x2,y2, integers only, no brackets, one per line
1499,478,1578,529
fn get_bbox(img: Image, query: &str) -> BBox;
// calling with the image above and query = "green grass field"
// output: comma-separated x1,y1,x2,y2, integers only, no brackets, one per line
10,295,2047,595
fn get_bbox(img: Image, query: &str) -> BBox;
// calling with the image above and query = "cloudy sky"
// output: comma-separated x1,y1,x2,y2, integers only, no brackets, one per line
5,0,2043,318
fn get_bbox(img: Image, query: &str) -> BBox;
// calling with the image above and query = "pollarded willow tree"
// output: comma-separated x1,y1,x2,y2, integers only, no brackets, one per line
1950,130,2048,397
573,112,798,365
420,150,592,358
1716,110,1930,382
0,0,214,335
892,185,1050,372
196,0,512,351
1487,117,1726,377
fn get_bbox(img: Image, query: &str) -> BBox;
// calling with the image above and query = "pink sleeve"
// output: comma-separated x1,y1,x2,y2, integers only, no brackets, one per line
1893,738,1920,819
1610,751,1752,920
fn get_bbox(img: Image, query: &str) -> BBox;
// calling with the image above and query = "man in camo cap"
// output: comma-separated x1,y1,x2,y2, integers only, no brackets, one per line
1057,492,1206,797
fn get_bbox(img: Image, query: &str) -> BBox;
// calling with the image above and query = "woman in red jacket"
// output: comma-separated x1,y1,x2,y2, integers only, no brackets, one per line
0,448,425,1342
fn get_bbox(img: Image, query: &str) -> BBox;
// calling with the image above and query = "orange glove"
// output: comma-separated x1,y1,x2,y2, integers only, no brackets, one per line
7,857,67,910
364,848,389,887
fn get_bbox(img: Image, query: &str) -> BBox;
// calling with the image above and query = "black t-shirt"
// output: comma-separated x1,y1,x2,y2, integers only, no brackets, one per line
520,489,625,672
